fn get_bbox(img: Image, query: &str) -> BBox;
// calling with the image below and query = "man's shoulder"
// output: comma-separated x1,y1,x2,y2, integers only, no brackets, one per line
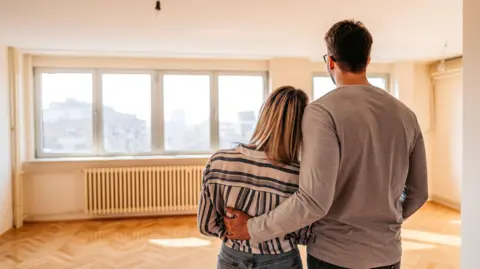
308,86,352,111
312,85,408,109
309,85,418,126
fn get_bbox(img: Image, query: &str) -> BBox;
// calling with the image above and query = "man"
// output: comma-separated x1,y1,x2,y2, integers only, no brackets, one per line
224,20,428,269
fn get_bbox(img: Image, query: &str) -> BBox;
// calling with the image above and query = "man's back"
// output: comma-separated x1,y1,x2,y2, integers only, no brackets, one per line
226,20,428,269
307,85,427,267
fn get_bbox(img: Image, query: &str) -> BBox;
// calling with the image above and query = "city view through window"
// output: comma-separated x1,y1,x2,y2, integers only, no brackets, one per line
218,75,264,149
38,71,266,156
102,73,152,153
41,73,94,154
163,74,211,152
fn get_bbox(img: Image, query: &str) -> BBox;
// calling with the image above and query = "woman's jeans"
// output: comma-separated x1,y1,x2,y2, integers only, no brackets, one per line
217,243,303,269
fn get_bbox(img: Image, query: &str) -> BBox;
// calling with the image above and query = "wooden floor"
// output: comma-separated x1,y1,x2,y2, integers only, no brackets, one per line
0,203,459,269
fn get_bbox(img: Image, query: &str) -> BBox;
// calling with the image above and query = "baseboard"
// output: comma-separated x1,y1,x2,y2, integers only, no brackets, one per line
24,211,93,222
430,195,461,211
24,210,197,222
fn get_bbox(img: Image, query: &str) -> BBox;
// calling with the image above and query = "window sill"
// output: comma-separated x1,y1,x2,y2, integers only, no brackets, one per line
23,155,211,174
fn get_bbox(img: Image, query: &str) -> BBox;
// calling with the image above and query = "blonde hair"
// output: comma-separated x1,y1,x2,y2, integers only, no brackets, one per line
250,86,309,165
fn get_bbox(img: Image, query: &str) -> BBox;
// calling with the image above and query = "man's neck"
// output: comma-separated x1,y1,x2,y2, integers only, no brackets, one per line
335,72,370,87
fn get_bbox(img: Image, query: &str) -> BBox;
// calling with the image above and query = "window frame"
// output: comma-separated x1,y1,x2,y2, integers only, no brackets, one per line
364,72,391,92
34,67,96,158
311,72,391,100
34,68,268,158
97,69,157,157
216,71,269,150
160,70,215,156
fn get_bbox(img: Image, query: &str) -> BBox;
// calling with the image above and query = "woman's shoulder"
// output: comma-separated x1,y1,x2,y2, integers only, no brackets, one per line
208,147,243,164
208,145,300,173
211,147,242,158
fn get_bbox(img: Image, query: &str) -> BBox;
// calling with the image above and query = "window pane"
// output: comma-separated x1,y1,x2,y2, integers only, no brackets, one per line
313,76,336,100
163,74,210,152
368,77,386,90
40,72,93,154
102,74,152,153
218,75,264,149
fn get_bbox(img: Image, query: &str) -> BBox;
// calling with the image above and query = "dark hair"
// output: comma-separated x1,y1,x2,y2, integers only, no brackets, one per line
324,20,373,73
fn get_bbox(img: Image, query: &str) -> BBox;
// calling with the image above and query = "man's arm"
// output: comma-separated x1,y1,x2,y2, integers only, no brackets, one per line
246,104,340,243
402,131,428,219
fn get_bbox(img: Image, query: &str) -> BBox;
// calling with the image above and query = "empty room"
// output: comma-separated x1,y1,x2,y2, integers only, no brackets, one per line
1,0,474,268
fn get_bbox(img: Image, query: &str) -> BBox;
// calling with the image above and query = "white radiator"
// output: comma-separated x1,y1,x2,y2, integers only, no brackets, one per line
84,165,204,216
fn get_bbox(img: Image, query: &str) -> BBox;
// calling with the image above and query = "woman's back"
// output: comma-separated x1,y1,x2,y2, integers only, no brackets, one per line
197,86,310,268
198,144,309,254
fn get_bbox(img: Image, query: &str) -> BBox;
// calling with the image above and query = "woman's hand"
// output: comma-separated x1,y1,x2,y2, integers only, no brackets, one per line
223,208,252,240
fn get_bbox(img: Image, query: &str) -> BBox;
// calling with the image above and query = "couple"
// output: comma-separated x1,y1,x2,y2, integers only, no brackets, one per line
198,20,428,269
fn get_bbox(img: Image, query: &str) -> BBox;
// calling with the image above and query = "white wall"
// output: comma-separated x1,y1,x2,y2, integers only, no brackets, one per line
269,58,313,100
390,59,466,210
0,46,13,234
20,55,433,221
430,69,462,208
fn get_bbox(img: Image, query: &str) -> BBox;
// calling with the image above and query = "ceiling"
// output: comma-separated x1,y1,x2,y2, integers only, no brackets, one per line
0,0,462,62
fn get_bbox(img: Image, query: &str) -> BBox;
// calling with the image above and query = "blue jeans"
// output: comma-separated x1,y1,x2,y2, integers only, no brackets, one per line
217,244,303,269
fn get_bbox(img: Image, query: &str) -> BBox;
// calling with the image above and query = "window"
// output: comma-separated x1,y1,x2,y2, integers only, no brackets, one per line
368,77,387,90
313,75,389,100
163,74,211,152
218,75,265,149
101,73,152,154
37,72,94,154
313,76,336,100
35,69,267,158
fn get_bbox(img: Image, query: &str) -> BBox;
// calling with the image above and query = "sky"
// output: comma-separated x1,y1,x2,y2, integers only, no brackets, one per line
163,74,265,125
163,74,210,125
102,74,151,122
42,73,151,122
218,75,264,122
42,73,93,107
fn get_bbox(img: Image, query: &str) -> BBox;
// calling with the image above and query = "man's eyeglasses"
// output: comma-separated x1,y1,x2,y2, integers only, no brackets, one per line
323,54,336,63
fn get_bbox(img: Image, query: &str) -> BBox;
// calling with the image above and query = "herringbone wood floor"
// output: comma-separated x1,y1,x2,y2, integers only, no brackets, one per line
0,203,459,269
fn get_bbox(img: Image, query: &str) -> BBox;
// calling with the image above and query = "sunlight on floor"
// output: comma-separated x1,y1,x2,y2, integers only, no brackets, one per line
402,240,436,250
450,219,461,225
149,237,212,248
402,229,461,247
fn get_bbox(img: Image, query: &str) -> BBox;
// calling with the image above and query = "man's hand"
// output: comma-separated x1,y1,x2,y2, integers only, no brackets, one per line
224,207,252,240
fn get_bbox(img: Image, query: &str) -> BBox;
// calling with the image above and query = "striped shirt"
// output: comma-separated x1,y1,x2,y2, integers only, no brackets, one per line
197,144,313,254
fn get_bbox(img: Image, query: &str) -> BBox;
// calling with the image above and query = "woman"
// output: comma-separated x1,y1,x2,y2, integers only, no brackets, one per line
197,86,311,269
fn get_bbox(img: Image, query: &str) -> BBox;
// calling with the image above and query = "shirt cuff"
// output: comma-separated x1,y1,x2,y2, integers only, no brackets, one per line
247,217,260,245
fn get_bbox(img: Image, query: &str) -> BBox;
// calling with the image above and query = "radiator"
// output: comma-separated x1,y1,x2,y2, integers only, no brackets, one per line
84,165,204,215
